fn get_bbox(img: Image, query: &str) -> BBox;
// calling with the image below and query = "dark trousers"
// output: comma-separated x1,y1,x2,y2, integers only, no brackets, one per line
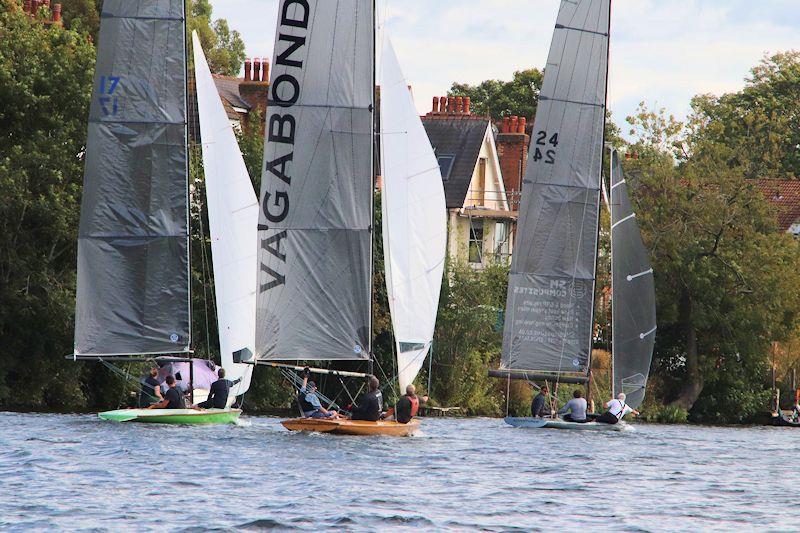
563,414,587,423
596,412,619,424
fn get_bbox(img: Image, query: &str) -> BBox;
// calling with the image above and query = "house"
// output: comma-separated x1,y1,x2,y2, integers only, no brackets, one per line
752,179,800,236
422,96,517,268
188,57,269,144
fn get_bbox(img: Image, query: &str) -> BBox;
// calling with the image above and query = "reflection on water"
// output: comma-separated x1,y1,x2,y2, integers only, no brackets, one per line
0,412,798,531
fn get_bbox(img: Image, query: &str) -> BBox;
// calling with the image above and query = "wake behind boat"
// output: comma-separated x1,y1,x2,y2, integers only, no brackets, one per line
504,417,631,432
99,408,241,425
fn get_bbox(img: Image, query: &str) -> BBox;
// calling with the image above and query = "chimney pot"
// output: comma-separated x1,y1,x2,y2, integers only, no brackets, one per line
261,58,270,82
447,96,456,113
23,0,31,13
518,117,527,134
455,96,463,114
244,58,252,81
253,58,262,82
502,116,511,134
432,96,439,113
52,3,61,21
510,116,519,134
464,97,471,115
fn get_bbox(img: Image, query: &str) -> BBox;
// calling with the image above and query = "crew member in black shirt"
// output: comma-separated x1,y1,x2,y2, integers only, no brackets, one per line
350,375,382,421
195,368,241,409
147,375,185,409
138,366,163,407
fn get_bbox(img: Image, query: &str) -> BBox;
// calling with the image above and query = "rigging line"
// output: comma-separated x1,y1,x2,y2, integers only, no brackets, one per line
639,326,657,340
610,179,626,190
196,189,213,356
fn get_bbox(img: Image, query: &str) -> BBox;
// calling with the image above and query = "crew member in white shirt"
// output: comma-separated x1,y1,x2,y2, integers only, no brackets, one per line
596,392,639,424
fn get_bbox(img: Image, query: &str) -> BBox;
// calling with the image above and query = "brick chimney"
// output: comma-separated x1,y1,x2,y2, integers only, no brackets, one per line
423,94,480,120
496,115,530,211
239,56,270,132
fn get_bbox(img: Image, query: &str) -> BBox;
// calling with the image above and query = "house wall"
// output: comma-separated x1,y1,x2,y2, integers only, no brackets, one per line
464,125,509,211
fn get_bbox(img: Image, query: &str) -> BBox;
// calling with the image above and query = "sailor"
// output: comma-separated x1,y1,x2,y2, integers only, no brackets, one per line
195,368,241,409
350,375,383,421
138,366,163,407
557,389,588,423
298,369,338,419
387,384,428,424
596,392,639,424
530,385,549,418
146,375,185,409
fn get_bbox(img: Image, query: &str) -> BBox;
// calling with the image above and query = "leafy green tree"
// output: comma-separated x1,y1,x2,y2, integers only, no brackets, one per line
188,0,245,77
0,1,96,409
450,69,544,121
59,0,101,38
687,52,800,179
625,104,800,418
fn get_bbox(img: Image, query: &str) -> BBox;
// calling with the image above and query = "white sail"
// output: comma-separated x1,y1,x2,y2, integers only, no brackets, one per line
192,32,258,397
380,36,447,392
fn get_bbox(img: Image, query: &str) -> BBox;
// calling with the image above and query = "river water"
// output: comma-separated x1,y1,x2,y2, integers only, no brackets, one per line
0,412,797,531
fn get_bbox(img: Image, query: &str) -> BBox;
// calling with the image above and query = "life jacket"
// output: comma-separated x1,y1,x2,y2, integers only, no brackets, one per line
297,391,316,414
409,395,420,417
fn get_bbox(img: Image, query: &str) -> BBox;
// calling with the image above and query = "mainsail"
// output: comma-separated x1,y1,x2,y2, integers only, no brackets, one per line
501,0,610,374
610,150,656,409
75,0,190,356
192,32,258,395
379,36,447,391
256,0,374,360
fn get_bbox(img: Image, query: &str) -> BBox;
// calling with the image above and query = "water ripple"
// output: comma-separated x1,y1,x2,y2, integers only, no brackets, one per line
1,412,800,530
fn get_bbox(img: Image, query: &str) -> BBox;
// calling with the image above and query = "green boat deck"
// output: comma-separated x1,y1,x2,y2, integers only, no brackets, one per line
98,408,241,425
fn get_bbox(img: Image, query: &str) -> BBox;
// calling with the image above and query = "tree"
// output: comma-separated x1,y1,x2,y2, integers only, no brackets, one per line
687,52,800,179
625,104,800,418
59,0,101,39
0,1,97,409
188,0,245,77
450,69,543,121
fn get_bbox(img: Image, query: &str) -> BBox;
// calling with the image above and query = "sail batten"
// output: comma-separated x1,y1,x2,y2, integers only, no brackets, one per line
610,150,656,410
255,0,374,361
74,0,190,356
379,36,447,391
501,0,610,374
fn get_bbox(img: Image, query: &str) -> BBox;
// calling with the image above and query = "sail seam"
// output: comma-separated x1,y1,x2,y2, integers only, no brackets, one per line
554,23,608,37
100,14,183,21
539,95,605,108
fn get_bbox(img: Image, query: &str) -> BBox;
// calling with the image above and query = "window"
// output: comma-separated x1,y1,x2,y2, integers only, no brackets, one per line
493,221,511,262
437,155,455,181
469,223,484,264
475,157,487,206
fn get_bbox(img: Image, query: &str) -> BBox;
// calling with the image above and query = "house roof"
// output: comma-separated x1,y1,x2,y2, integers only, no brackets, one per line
752,179,800,232
213,75,252,119
422,118,490,209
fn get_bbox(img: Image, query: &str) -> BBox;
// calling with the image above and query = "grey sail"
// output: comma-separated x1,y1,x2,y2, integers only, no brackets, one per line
611,150,656,409
501,0,610,373
74,0,190,356
256,0,374,361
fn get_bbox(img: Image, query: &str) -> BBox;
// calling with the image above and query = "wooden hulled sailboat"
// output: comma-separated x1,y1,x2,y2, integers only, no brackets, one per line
72,0,251,424
491,0,656,431
252,1,445,436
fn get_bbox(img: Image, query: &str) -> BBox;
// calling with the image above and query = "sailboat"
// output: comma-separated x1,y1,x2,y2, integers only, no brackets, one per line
492,0,656,431
251,1,445,436
71,0,244,424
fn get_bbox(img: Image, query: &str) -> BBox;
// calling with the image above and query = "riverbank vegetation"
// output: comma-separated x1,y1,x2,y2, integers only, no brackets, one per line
1,0,799,424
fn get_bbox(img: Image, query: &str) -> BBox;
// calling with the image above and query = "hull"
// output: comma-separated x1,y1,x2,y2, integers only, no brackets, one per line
98,408,241,425
281,418,420,437
505,417,631,432
773,411,800,427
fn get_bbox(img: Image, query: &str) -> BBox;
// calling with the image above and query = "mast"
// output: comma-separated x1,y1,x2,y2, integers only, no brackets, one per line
369,0,377,377
609,147,615,397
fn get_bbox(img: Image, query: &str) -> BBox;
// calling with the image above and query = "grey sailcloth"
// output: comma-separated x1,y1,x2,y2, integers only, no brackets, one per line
74,0,190,356
611,150,656,409
501,0,610,373
256,0,374,360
